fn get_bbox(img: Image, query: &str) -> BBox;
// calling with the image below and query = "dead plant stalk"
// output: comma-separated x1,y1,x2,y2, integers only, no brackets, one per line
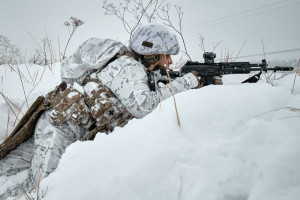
16,64,29,107
165,69,181,127
13,72,44,126
0,91,20,120
6,108,10,138
291,58,300,94
234,40,247,62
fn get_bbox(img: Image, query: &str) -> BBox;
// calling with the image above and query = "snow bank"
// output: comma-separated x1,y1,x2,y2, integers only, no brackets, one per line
1,63,300,200
41,75,300,200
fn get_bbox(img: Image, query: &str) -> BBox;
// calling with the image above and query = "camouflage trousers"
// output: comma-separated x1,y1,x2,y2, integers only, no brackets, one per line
0,110,87,199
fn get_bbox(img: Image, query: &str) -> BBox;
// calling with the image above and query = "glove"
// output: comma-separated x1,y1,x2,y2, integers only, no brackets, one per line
213,75,223,85
190,71,203,89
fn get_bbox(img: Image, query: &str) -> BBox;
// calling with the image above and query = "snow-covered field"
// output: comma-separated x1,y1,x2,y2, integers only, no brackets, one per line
0,63,300,200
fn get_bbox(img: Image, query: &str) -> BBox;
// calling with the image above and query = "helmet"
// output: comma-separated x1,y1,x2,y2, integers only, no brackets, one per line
129,23,180,56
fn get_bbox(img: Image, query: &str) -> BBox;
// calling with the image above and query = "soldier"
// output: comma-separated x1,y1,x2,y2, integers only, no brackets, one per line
0,23,202,199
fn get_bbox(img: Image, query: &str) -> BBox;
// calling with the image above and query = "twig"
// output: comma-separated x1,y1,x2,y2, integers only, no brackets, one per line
212,40,222,52
16,64,29,108
261,35,266,59
13,75,42,126
6,107,10,138
262,70,273,86
129,0,153,38
165,69,181,127
158,4,192,60
160,53,181,126
0,189,9,200
198,34,205,52
58,36,62,62
0,91,23,114
37,164,42,200
18,184,32,200
0,59,29,82
38,66,47,83
33,68,39,86
44,27,53,69
0,91,19,120
291,58,300,94
23,50,33,82
198,34,221,53
103,0,163,38
234,39,247,62
295,68,300,76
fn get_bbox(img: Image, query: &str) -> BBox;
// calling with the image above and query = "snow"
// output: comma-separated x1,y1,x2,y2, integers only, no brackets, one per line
1,63,300,200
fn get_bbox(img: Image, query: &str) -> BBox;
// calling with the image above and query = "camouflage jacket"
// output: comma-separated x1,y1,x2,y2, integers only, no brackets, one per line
49,38,199,132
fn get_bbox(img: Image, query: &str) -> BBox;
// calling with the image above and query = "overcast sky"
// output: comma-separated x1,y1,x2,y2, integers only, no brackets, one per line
1,0,300,63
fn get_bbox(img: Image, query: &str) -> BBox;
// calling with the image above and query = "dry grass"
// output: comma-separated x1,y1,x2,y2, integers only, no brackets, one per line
0,91,20,121
0,62,47,138
160,54,181,127
291,58,300,94
27,31,59,69
165,69,181,127
6,108,10,138
234,39,247,62
16,64,29,108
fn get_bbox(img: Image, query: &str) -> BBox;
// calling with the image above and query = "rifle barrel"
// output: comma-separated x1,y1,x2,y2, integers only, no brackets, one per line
266,66,294,71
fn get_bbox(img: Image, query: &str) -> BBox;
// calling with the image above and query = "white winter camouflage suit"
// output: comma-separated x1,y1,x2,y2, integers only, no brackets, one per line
0,36,198,198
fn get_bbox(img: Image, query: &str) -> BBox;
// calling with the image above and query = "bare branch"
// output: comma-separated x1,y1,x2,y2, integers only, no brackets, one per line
0,91,20,121
0,35,22,65
291,58,300,94
212,40,222,52
6,107,10,138
158,4,192,60
103,0,167,39
198,34,205,52
234,39,247,62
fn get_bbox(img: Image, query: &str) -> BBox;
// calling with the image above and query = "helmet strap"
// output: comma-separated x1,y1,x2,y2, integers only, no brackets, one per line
147,60,160,71
140,54,161,71
143,54,160,63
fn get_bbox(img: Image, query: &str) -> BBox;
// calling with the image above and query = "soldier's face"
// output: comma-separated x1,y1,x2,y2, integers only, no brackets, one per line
159,55,173,69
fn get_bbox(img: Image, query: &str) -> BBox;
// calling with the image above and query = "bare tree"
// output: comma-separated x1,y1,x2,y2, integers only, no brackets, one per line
29,38,50,66
157,4,192,60
0,35,22,65
102,0,194,62
28,36,56,67
29,48,43,65
198,33,221,55
198,34,206,53
63,16,84,59
103,0,166,39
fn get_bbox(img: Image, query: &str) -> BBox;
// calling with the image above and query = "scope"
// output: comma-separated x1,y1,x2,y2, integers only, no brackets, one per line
203,52,216,64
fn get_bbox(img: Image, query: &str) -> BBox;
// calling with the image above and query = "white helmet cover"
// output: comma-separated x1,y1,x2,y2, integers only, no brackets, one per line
129,23,180,55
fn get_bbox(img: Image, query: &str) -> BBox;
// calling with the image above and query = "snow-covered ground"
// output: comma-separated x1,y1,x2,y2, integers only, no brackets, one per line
0,62,300,200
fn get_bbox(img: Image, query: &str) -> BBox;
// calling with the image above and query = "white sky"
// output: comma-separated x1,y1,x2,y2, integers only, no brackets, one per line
1,0,300,62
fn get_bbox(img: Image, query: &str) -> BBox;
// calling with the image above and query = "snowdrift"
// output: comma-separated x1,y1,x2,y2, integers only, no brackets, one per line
0,64,300,200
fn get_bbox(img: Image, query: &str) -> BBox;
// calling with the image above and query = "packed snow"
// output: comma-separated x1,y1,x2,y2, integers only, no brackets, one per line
0,62,300,200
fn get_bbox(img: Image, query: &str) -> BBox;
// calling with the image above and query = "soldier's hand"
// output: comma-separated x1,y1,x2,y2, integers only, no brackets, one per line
190,71,203,89
213,75,223,85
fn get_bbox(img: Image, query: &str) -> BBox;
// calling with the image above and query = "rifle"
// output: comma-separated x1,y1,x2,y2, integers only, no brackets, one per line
161,52,294,86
